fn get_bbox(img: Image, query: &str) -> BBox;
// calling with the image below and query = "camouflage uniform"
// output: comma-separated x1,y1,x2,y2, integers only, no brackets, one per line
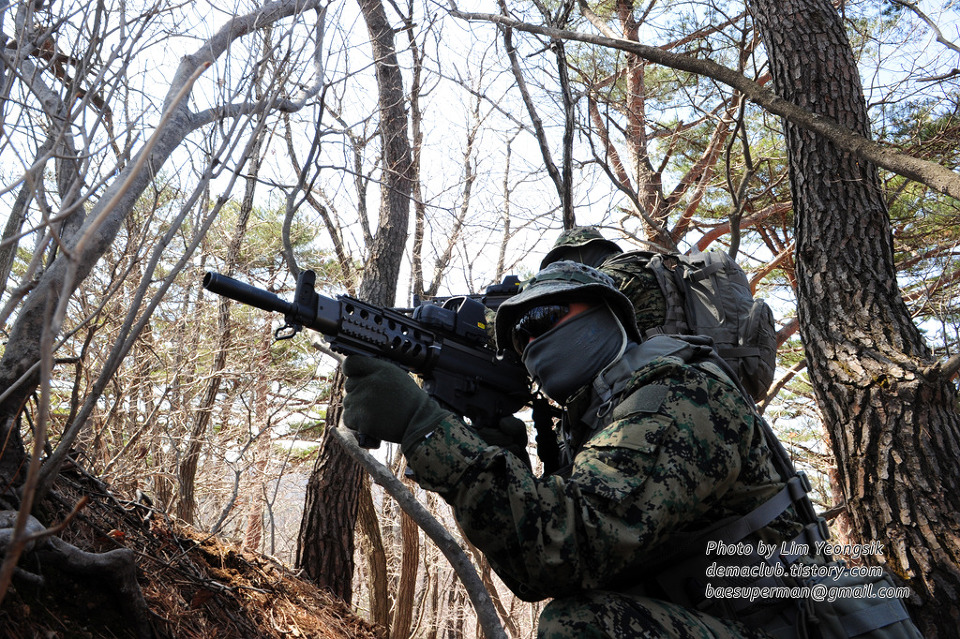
599,251,669,337
540,226,624,270
537,591,771,639
345,261,916,639
406,327,802,637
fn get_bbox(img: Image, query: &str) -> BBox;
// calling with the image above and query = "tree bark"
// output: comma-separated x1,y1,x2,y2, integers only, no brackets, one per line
390,479,419,639
357,0,414,300
296,0,413,603
357,479,390,634
296,377,365,604
746,1,960,634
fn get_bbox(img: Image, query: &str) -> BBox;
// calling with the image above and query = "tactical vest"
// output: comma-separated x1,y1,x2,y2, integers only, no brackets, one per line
565,336,921,639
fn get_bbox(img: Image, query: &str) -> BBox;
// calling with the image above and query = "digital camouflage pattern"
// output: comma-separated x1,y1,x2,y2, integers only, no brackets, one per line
540,226,624,270
406,344,803,638
538,590,772,639
599,252,668,337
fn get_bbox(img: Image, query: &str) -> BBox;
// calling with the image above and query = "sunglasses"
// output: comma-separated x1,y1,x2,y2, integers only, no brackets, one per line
511,304,570,354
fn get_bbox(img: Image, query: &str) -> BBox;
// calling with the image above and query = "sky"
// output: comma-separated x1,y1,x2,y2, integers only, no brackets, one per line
1,0,958,300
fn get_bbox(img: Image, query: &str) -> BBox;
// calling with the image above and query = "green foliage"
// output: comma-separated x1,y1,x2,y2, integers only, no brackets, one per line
278,442,321,465
877,98,960,354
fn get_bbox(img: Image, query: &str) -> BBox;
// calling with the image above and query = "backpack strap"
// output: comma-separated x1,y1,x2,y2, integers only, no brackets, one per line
597,334,829,551
706,475,813,548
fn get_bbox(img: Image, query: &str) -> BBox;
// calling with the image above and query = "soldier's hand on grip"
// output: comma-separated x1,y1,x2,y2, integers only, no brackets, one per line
476,416,531,468
342,355,449,453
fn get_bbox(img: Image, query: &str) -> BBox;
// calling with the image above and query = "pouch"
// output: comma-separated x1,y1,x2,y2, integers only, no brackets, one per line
801,567,923,639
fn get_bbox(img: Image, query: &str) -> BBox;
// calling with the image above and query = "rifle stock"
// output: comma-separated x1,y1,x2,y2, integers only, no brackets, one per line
202,271,532,448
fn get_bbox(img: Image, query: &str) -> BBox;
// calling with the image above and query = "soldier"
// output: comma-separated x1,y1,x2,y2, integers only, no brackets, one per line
542,226,669,343
539,226,624,270
340,261,911,638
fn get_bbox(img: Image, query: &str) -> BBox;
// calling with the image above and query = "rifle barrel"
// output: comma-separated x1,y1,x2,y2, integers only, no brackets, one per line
203,272,293,316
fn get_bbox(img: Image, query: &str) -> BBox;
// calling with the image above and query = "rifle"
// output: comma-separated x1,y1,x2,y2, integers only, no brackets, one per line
202,270,532,448
412,275,521,311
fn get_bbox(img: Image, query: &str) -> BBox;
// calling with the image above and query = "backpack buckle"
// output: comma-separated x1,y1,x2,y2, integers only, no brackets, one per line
787,474,811,502
816,517,831,542
797,471,812,494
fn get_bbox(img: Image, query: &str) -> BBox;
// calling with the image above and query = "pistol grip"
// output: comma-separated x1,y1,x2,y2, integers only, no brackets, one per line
355,433,381,449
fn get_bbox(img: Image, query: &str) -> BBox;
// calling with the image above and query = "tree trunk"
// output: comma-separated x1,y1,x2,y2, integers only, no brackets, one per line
295,0,412,603
296,377,364,604
357,477,390,634
176,137,259,523
390,484,419,639
241,321,274,552
424,564,439,639
175,296,229,524
747,1,960,634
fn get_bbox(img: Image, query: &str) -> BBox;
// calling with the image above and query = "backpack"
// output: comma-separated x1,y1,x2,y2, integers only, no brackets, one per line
601,250,778,400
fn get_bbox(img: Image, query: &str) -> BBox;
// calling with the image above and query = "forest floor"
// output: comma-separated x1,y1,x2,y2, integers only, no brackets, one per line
0,462,379,639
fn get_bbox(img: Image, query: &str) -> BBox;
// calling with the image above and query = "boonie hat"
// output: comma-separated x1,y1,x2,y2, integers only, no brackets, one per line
495,260,641,353
539,226,623,270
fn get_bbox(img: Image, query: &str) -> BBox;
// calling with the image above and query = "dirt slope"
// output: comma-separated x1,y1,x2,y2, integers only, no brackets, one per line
1,464,378,639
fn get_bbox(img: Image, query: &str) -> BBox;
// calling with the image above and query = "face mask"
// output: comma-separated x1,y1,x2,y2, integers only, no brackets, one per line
521,305,626,404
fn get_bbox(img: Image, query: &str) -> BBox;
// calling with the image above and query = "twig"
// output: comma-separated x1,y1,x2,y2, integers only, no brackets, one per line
889,0,960,55
21,496,90,546
445,3,960,201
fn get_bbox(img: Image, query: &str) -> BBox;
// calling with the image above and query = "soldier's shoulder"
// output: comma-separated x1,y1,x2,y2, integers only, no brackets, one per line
624,352,748,414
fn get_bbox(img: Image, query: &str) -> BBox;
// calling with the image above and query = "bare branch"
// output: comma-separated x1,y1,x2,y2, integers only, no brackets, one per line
495,0,565,221
446,5,960,201
332,425,506,639
889,0,960,56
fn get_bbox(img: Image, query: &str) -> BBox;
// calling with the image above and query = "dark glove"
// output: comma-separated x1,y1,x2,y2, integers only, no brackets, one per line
476,416,530,468
532,397,562,475
342,355,449,453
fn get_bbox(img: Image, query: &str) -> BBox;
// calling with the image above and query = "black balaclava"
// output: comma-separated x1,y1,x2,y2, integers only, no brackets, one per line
520,304,627,404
